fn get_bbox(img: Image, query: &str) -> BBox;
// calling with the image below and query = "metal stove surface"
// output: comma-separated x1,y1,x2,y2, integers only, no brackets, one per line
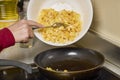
0,65,120,80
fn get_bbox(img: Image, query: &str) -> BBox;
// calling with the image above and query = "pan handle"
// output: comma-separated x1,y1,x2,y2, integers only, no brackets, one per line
0,59,32,74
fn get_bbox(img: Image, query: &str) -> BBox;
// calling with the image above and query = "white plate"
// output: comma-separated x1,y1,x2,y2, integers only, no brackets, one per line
27,0,93,46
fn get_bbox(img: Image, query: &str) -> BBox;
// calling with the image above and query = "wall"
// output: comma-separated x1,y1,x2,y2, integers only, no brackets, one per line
91,0,120,47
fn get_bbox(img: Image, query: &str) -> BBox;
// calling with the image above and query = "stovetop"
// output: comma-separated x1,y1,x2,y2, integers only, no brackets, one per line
0,0,120,80
0,65,120,80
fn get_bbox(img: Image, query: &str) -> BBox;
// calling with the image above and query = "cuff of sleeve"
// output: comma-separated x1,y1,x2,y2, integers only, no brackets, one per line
0,28,15,48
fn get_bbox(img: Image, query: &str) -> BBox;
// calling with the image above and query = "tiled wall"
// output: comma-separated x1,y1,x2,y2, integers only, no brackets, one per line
91,0,120,47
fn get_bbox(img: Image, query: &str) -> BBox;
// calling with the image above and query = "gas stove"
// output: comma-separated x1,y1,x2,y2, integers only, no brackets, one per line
0,0,120,80
0,64,120,80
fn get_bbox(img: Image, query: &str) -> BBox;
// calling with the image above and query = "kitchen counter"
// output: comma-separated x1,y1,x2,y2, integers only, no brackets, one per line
75,30,120,77
0,30,120,77
0,31,120,77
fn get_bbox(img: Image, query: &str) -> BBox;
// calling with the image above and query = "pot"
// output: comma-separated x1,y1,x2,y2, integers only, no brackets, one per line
0,47,104,80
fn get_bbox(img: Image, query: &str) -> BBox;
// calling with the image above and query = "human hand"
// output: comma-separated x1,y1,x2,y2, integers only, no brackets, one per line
8,20,43,43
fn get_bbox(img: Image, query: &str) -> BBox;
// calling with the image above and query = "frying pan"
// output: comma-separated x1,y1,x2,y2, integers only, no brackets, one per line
0,47,104,80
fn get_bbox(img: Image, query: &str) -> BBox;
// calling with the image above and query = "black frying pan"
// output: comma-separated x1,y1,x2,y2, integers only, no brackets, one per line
0,47,104,80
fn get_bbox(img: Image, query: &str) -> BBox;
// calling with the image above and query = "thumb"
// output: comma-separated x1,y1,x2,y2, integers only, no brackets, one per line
27,20,44,28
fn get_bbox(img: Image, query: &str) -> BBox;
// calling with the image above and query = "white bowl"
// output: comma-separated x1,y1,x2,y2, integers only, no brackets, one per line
27,0,93,46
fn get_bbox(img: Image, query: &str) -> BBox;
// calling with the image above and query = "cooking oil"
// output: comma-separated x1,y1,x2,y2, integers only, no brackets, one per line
0,0,19,29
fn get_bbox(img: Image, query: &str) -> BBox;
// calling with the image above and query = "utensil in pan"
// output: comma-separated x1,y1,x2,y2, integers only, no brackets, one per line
0,47,104,80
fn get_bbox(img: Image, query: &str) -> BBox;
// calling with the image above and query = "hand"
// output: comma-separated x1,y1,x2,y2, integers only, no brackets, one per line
8,19,43,43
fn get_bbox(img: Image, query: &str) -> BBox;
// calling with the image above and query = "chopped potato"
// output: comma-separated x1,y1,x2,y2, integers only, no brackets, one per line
37,8,82,44
46,67,68,72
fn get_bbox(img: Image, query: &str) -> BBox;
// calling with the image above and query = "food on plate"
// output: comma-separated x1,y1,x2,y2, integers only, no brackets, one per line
37,8,82,44
46,67,68,72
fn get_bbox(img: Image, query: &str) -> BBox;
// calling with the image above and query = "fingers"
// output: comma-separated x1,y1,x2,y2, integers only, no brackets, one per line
21,39,29,43
20,19,44,28
28,26,34,38
9,19,43,43
21,26,34,43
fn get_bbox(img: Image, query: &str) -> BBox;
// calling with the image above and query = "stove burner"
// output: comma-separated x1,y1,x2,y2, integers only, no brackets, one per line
0,65,120,80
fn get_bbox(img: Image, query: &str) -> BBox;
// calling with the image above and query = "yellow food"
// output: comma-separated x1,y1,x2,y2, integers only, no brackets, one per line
46,67,68,72
46,67,54,71
63,69,68,72
37,8,82,44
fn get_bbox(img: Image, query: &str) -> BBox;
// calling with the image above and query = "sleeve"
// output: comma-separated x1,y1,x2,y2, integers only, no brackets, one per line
0,28,15,51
